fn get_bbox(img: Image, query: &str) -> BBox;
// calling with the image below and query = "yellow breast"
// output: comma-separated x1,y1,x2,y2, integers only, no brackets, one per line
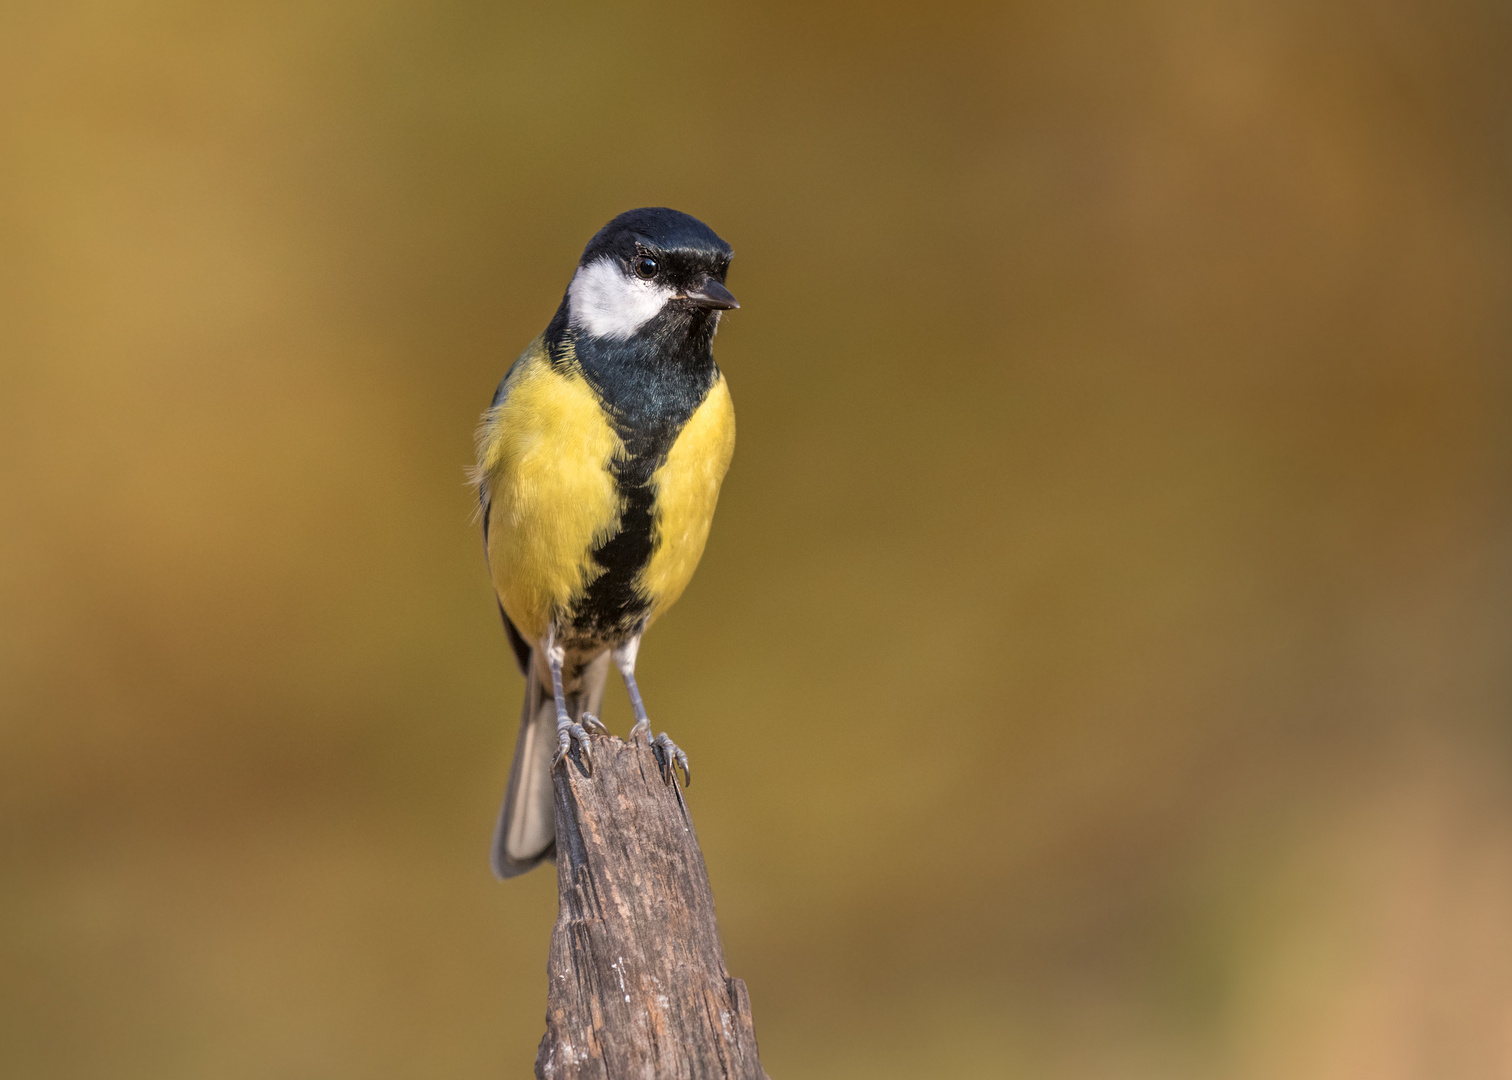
477,339,623,643
477,339,736,645
638,374,736,625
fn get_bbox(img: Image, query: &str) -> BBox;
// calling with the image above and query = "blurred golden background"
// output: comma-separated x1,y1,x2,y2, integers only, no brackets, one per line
3,2,1511,1077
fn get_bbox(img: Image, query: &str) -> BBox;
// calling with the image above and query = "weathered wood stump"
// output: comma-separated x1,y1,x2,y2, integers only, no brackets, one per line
536,731,768,1080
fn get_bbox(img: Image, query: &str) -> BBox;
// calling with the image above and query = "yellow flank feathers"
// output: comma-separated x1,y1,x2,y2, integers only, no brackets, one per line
639,375,736,624
478,339,623,642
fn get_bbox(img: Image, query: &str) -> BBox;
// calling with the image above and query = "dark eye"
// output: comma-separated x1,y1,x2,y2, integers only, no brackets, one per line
633,255,659,280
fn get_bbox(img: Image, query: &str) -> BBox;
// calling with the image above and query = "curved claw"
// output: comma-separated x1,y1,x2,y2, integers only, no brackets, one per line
581,712,610,736
653,732,691,787
552,721,594,773
628,718,650,742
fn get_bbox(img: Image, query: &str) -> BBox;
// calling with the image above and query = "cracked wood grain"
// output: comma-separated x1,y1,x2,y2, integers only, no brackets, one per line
535,731,768,1080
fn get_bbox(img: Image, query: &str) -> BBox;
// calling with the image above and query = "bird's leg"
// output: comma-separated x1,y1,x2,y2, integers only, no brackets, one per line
612,637,650,738
612,636,690,787
545,626,594,772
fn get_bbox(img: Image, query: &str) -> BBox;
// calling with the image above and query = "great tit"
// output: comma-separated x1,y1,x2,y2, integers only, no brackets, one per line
473,208,739,879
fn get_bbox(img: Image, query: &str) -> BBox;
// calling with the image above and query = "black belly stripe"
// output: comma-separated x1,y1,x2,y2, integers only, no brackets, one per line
548,301,722,644
569,442,661,639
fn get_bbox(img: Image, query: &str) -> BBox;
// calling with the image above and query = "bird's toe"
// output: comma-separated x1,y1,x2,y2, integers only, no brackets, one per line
652,732,691,787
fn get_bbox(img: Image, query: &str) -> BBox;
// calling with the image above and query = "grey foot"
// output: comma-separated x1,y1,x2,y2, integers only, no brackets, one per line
652,732,691,787
628,718,650,741
581,712,610,736
553,719,594,772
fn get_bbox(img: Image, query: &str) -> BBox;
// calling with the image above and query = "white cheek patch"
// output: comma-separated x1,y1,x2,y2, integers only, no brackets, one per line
567,257,675,340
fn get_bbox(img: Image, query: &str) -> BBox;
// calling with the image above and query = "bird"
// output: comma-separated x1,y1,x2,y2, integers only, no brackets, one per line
473,207,739,879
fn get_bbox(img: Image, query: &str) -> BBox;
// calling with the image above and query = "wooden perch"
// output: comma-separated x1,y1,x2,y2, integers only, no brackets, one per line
536,731,769,1080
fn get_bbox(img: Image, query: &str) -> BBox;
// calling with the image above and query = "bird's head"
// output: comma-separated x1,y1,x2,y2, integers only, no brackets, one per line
564,208,737,345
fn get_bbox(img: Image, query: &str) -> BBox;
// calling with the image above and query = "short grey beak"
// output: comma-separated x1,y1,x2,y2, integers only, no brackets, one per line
682,278,740,310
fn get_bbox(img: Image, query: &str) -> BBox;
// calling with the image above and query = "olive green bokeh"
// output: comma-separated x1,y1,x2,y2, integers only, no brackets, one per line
3,2,1511,1077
